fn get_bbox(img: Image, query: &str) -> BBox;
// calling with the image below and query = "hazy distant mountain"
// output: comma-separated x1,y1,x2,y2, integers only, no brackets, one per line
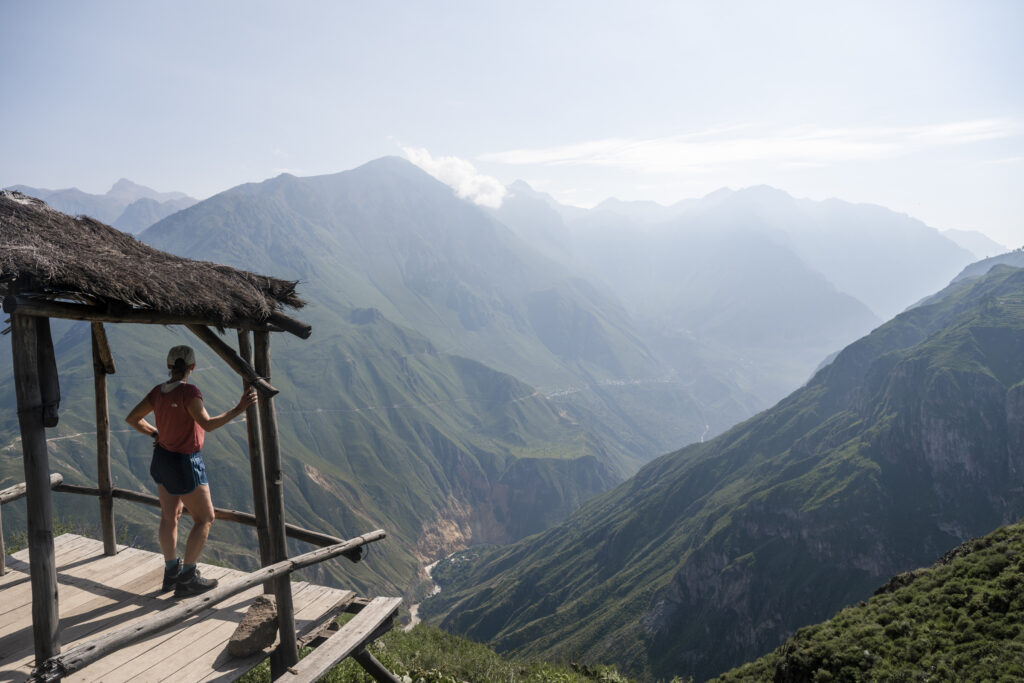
675,186,975,321
112,196,198,233
950,247,1024,284
424,264,1024,680
518,184,975,322
490,181,574,263
942,228,1011,260
498,182,883,408
8,179,196,233
142,158,754,464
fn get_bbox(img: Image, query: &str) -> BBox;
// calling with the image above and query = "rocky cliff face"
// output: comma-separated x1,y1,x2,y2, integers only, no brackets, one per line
426,265,1024,681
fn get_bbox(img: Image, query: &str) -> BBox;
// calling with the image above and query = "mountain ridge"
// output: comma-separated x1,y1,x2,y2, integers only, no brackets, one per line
7,179,197,232
423,263,1024,681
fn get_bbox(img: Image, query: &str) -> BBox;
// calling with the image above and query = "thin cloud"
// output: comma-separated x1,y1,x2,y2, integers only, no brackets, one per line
479,119,1022,173
981,156,1024,166
403,147,507,208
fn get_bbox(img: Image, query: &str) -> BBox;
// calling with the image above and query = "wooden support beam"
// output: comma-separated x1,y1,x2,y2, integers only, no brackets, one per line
1,473,65,504
238,330,273,582
255,330,299,677
297,593,359,649
36,530,386,682
2,296,306,336
186,323,279,397
11,314,61,666
92,323,117,555
90,321,116,374
51,484,365,556
35,317,60,428
268,310,312,339
1,474,64,576
279,597,402,683
353,650,404,683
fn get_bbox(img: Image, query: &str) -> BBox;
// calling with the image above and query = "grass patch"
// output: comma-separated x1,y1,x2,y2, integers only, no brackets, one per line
238,623,640,683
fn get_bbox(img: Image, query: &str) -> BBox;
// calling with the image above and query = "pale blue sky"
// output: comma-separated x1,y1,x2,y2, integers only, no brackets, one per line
2,1,1022,245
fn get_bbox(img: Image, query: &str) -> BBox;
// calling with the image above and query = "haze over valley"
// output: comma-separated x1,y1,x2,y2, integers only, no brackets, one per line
4,2,1024,680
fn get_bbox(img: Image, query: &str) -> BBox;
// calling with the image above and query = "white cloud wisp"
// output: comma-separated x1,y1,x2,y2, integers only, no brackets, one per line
403,147,507,208
479,119,1021,174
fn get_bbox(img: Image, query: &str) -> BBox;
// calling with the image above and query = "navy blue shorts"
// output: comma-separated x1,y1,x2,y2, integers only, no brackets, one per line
150,444,208,495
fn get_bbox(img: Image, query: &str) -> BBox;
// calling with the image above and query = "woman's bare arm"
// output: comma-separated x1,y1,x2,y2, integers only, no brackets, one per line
186,389,258,433
125,397,158,440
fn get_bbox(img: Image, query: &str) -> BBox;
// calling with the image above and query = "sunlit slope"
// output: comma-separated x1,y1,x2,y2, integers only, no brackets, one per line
143,157,660,390
717,520,1024,681
424,264,1024,680
0,311,621,596
140,158,754,458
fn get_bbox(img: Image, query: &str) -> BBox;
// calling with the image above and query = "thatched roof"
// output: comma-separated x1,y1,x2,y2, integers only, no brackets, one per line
0,190,305,328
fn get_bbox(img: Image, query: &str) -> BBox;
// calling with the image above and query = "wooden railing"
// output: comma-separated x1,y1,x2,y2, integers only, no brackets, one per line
2,477,390,681
30,530,386,682
0,473,64,575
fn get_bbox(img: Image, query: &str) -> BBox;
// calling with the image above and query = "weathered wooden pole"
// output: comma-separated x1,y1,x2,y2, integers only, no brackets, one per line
185,323,279,397
91,323,118,555
11,314,61,665
253,330,298,676
237,330,273,582
35,317,60,428
354,650,404,683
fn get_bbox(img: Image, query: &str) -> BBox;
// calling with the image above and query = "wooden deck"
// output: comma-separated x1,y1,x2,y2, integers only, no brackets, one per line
0,534,359,682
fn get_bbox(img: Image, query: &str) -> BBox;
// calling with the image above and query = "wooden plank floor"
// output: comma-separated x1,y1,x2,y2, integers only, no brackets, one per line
0,534,358,682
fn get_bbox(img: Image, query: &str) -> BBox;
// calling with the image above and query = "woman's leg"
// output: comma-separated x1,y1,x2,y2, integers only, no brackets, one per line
157,484,184,561
180,484,215,565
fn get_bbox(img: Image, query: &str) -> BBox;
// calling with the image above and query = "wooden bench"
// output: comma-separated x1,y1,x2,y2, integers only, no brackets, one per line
283,596,403,683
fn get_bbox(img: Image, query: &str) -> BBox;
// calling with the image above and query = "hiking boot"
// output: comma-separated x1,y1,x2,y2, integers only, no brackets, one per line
174,566,218,598
161,558,182,592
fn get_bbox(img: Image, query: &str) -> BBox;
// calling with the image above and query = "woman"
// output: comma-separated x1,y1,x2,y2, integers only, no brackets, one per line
126,345,257,598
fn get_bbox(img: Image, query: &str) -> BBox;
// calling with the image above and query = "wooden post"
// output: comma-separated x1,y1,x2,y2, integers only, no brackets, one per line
254,330,298,676
92,323,117,555
354,650,404,683
35,317,60,428
237,330,273,581
185,323,279,397
11,314,61,665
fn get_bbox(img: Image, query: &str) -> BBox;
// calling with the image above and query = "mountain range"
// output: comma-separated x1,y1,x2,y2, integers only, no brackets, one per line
422,262,1024,681
7,179,196,233
1,159,1013,674
495,181,987,409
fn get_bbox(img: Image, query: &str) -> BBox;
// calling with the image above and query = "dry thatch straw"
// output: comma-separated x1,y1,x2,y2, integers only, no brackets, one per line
0,190,304,327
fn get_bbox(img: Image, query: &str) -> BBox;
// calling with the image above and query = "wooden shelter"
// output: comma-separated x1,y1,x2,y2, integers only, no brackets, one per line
0,191,399,681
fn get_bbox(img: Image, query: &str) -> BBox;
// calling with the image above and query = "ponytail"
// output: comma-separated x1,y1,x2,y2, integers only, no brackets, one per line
169,358,188,381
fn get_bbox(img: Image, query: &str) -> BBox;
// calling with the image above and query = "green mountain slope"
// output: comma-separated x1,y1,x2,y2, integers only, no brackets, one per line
717,520,1024,681
2,159,713,596
423,264,1024,680
141,158,753,459
0,310,621,595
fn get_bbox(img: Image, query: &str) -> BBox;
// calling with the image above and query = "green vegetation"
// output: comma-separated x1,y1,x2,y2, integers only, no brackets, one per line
238,624,638,683
717,521,1024,681
1,157,725,599
423,265,1024,680
3,516,99,555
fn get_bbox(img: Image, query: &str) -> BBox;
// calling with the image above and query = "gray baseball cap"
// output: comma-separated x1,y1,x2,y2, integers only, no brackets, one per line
166,345,196,367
